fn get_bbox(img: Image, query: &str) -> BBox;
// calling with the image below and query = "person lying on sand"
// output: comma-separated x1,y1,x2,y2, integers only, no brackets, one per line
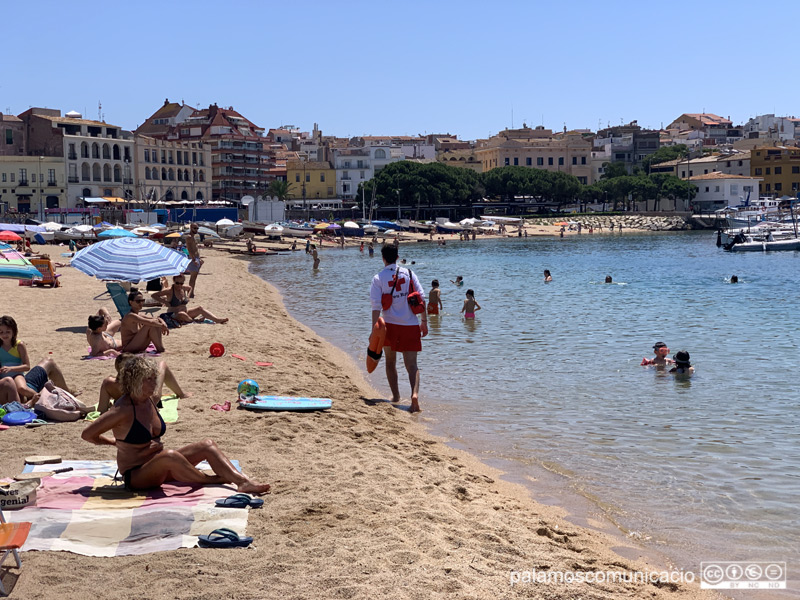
152,276,228,325
87,308,123,357
120,289,168,354
82,355,269,494
97,352,190,414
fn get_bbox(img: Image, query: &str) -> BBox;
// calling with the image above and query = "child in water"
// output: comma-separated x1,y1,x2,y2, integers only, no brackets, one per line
451,275,464,287
544,269,552,282
461,289,481,319
641,341,674,367
427,280,443,316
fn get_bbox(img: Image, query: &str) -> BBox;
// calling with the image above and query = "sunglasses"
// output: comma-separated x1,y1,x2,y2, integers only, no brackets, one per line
132,298,145,303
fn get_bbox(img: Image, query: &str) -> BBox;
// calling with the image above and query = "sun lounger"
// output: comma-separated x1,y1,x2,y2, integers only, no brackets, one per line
0,508,32,596
29,258,61,287
106,282,161,318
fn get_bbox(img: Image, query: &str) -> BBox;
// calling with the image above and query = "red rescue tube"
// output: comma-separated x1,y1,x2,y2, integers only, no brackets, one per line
366,317,387,373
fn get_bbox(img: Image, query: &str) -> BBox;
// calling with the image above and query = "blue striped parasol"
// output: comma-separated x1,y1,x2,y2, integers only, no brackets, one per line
71,237,190,282
0,243,43,281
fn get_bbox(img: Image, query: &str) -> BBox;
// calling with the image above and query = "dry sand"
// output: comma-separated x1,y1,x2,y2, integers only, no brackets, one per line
0,244,722,600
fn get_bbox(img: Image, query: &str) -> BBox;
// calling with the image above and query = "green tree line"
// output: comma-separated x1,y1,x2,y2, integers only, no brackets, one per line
357,155,696,212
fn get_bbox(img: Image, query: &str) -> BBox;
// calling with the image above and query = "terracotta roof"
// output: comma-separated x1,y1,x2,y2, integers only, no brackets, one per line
0,114,22,122
151,101,186,119
688,172,757,181
683,113,732,126
35,114,119,128
286,160,333,170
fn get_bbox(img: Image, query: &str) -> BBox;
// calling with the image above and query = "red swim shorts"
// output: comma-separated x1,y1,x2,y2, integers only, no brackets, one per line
383,323,422,352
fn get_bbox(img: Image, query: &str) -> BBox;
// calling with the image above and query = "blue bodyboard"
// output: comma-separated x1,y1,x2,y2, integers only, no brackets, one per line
241,396,332,412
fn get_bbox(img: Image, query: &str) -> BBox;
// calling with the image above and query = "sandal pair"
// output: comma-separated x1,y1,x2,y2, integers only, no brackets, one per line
214,493,264,509
198,528,253,548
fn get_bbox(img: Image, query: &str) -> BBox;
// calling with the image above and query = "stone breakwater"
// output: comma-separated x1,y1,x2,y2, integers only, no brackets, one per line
529,215,692,231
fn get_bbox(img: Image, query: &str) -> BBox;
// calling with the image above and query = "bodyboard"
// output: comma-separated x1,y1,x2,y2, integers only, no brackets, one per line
241,396,332,412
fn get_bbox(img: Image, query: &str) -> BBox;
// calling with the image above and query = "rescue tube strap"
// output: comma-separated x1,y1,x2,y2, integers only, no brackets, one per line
367,349,382,361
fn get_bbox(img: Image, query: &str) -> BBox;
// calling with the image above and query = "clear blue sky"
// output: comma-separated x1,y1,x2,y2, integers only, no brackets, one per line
6,0,797,140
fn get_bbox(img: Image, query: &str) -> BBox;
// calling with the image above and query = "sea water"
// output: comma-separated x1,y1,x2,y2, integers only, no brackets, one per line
251,231,799,585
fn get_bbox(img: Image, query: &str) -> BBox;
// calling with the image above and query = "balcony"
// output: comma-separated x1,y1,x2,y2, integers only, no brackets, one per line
68,152,77,160
47,181,57,186
123,178,133,185
19,179,28,186
68,176,79,183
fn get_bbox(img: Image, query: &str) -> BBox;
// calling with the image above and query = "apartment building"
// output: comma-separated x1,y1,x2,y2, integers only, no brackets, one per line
285,159,336,200
593,121,660,175
743,114,800,142
0,113,25,156
137,102,270,203
666,113,743,146
750,146,800,196
0,156,66,214
19,108,134,207
689,172,760,212
475,126,592,184
134,135,212,204
331,145,404,199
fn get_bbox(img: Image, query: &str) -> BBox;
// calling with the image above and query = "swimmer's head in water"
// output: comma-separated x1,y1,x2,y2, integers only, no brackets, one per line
653,341,669,356
673,350,691,367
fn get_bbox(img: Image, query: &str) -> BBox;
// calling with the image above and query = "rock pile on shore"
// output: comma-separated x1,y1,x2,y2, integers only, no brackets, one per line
530,215,690,231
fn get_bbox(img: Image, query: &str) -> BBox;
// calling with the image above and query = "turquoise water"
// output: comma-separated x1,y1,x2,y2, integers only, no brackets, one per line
251,231,800,579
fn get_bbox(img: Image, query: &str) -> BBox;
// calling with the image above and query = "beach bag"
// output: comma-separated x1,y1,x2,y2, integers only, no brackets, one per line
381,270,402,310
34,385,90,422
0,479,38,510
406,270,426,315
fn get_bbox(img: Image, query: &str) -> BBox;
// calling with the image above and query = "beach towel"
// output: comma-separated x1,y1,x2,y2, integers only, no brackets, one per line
84,395,180,423
3,460,247,557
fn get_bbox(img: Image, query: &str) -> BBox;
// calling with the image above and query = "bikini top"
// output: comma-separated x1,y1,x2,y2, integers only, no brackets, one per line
121,399,166,445
0,344,23,378
168,289,189,308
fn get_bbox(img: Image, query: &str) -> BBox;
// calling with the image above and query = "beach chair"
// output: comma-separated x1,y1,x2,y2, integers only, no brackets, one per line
29,258,61,288
106,283,161,318
0,508,32,596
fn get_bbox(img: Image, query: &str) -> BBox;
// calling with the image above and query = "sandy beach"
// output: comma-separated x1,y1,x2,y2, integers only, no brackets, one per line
0,242,722,600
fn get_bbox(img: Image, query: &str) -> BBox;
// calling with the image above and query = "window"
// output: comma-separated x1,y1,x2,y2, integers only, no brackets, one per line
548,157,553,166
705,187,709,192
161,150,166,164
374,149,386,159
558,157,564,166
513,157,519,166
504,158,510,166
755,168,762,175
4,129,12,144
19,168,26,184
10,173,14,182
48,169,55,184
295,174,300,182
359,171,365,179
525,157,531,166
307,174,312,182
775,167,782,174
536,157,543,166
1,173,5,182
731,185,738,195
793,166,800,174
344,161,351,168
320,173,325,182
681,171,686,178
177,152,182,165
31,174,36,183
572,157,577,165
581,156,586,165
357,160,364,168
703,170,708,174
765,184,771,192
714,186,720,192
738,161,743,166
766,168,771,175
775,183,782,191
744,186,752,192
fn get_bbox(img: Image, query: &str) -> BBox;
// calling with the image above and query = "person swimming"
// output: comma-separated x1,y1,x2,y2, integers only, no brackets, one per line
670,350,694,375
641,341,674,367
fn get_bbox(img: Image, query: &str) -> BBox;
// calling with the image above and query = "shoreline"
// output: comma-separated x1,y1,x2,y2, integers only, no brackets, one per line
0,244,723,599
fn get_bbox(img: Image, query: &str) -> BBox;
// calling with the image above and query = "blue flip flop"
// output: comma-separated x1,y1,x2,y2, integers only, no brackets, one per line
198,528,253,548
215,493,264,509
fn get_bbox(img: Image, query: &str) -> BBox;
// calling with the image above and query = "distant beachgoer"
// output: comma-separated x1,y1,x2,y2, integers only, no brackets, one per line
730,275,739,283
368,242,374,257
670,350,694,375
360,242,364,252
82,355,270,494
618,223,623,232
451,276,464,287
577,223,582,234
642,341,674,367
87,308,123,357
544,269,552,283
97,352,189,414
305,239,311,254
311,245,320,269
370,244,427,413
605,276,613,284
427,280,443,316
291,240,297,251
246,238,256,253
119,290,168,354
609,222,614,232
392,237,399,248
560,226,565,238
523,230,528,238
461,289,482,319
184,223,203,298
589,226,594,234
400,259,407,264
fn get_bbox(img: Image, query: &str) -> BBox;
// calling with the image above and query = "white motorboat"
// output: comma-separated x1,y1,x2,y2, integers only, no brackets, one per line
436,221,464,233
342,221,364,237
264,224,284,239
726,233,800,252
283,224,315,238
221,224,243,238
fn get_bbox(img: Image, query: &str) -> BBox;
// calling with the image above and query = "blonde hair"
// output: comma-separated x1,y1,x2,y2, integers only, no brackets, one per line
118,356,158,399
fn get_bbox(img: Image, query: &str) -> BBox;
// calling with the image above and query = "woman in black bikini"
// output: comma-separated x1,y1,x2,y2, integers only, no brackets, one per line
81,356,269,494
152,275,228,324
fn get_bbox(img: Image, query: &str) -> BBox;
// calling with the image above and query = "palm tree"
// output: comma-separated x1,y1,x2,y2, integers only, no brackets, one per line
267,179,293,201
